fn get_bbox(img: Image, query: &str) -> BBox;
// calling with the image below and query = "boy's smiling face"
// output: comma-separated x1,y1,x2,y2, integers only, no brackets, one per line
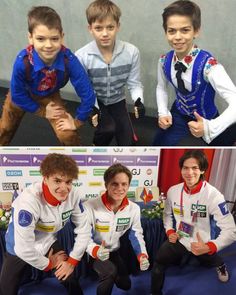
166,14,200,60
28,24,64,66
88,16,120,52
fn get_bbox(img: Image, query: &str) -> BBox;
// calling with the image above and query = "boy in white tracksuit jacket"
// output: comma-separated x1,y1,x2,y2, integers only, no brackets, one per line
151,150,236,295
83,163,150,295
0,153,91,295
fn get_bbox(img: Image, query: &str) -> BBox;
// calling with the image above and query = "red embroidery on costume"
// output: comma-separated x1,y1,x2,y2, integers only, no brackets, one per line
184,55,193,64
38,69,57,91
208,58,218,66
26,45,34,65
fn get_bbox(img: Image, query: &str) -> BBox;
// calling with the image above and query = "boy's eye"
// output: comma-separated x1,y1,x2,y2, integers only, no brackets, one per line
36,37,45,41
95,26,102,31
51,37,60,42
107,26,115,30
167,29,176,34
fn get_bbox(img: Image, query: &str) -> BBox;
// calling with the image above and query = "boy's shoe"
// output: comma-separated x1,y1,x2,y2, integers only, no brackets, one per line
216,264,229,282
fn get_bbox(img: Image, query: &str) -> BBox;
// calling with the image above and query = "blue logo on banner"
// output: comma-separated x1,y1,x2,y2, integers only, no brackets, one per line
218,202,229,216
6,170,23,176
18,210,33,227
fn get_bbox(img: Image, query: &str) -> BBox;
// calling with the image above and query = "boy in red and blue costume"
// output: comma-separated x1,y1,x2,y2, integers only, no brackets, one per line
0,6,95,146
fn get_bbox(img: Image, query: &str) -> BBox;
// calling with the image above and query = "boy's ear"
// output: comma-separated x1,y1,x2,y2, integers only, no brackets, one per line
28,32,33,45
194,28,200,39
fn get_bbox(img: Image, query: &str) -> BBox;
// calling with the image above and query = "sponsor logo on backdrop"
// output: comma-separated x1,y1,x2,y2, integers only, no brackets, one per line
1,155,31,166
136,156,158,166
146,168,153,175
2,182,19,190
71,148,87,153
93,169,106,176
112,156,136,165
71,155,86,166
6,170,23,177
87,156,111,166
72,182,83,187
92,148,108,153
31,155,46,166
113,148,123,152
131,168,141,175
130,180,139,187
29,170,41,176
89,182,103,187
144,179,154,186
78,170,87,175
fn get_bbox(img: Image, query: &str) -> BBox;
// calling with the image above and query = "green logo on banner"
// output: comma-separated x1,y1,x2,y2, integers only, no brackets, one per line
29,170,41,176
93,169,106,176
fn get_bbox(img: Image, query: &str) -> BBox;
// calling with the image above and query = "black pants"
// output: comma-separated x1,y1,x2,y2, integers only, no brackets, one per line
151,240,224,295
0,241,83,295
93,100,136,146
92,250,131,295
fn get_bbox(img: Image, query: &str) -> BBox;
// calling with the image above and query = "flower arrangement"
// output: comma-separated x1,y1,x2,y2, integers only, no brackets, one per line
141,199,165,219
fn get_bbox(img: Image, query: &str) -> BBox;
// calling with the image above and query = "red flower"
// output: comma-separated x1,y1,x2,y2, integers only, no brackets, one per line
208,58,218,66
184,55,193,64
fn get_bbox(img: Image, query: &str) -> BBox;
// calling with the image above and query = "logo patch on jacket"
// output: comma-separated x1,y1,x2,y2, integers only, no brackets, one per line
18,210,33,227
218,202,229,215
116,218,130,232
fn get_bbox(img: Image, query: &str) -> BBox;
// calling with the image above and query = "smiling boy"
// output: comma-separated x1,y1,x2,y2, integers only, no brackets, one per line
75,0,145,146
0,6,95,146
0,153,91,295
153,0,236,146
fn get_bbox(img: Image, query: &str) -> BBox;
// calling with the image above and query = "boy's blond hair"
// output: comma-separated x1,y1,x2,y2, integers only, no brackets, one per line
28,6,63,34
86,0,121,25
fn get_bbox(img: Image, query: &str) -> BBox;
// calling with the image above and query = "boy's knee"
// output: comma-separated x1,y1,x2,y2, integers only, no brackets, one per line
115,275,131,290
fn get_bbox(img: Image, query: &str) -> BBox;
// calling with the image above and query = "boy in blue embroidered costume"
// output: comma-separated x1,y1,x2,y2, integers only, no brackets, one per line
153,0,236,146
0,6,95,146
0,153,91,295
75,0,145,146
151,150,236,295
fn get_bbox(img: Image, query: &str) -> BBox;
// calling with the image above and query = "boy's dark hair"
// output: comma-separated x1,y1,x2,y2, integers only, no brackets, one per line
40,153,78,179
86,0,121,25
28,6,63,34
179,149,208,179
104,163,132,185
162,0,201,32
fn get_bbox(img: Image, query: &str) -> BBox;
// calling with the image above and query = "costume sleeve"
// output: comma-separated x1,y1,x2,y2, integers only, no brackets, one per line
69,198,91,261
11,198,50,270
156,57,172,117
202,63,236,143
82,202,101,258
10,57,40,113
68,53,96,121
163,189,175,233
127,46,144,103
207,189,236,252
128,205,148,257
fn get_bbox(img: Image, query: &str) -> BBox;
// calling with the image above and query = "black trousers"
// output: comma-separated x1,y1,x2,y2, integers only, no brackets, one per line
0,241,83,295
92,250,131,295
93,100,136,146
151,240,224,295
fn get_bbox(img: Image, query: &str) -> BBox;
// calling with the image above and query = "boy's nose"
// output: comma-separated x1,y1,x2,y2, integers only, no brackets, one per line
175,31,182,39
45,39,52,47
102,29,108,36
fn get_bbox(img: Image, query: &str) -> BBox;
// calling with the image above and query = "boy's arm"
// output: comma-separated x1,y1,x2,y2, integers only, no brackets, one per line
11,60,41,113
202,63,236,143
126,47,144,103
156,59,171,118
68,54,96,122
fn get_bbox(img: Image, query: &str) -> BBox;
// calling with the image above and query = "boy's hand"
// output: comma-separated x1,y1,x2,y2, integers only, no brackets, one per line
168,232,180,243
158,115,172,129
134,98,145,118
139,255,150,271
191,232,210,256
56,113,83,131
188,112,204,137
48,248,68,269
97,240,110,261
88,107,100,127
46,102,65,120
54,261,75,281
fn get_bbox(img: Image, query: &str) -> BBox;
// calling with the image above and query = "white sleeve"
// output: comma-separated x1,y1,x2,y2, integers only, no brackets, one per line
156,59,172,117
163,190,175,232
208,190,236,251
202,64,236,143
13,201,50,270
127,47,144,103
128,206,147,256
69,199,91,261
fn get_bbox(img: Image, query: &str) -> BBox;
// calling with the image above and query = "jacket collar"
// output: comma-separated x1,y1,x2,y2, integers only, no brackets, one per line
101,191,129,211
42,182,61,206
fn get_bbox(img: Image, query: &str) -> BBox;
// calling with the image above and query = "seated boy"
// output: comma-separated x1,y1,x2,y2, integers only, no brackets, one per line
83,163,150,294
74,0,145,146
153,0,236,146
0,6,95,146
